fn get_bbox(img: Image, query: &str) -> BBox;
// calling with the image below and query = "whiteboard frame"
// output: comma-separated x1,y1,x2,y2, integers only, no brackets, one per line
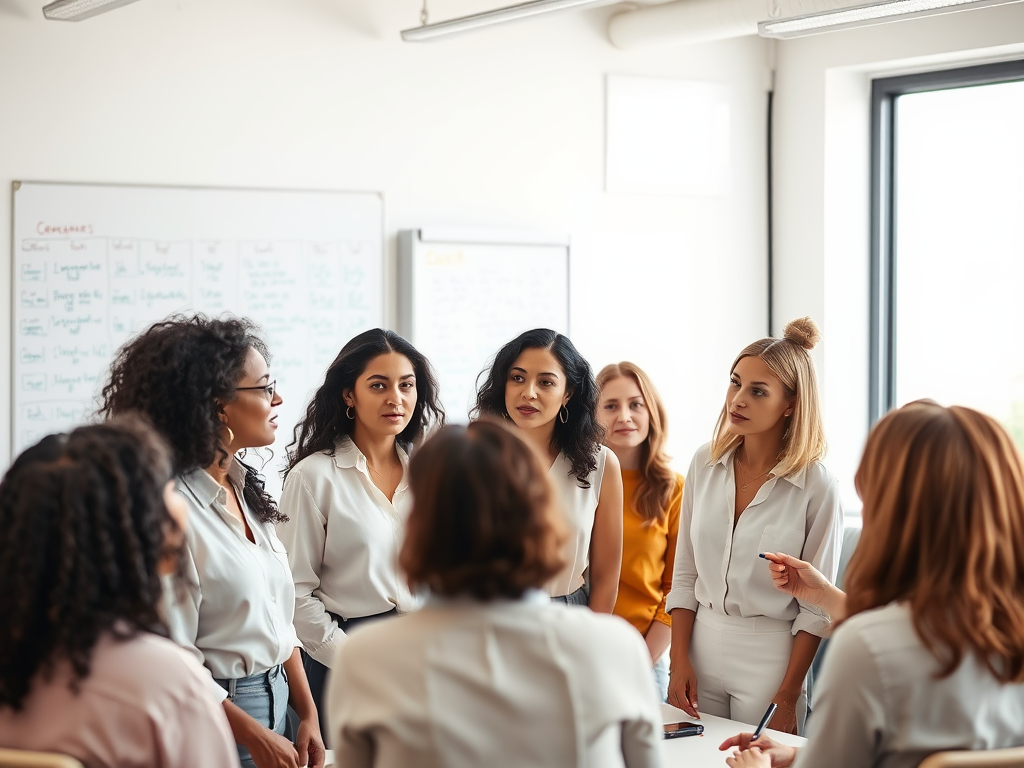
10,179,386,459
397,228,571,421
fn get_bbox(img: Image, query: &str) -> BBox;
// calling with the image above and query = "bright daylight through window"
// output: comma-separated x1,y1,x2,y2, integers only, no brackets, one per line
877,67,1024,445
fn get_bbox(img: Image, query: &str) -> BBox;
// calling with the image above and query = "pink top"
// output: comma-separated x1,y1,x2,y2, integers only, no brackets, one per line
0,631,236,768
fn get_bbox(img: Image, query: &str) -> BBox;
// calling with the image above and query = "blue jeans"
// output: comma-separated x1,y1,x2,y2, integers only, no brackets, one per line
551,583,590,607
653,653,670,703
215,665,290,768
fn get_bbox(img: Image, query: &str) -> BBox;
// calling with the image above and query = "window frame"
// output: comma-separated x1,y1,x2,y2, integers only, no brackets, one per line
868,58,1024,425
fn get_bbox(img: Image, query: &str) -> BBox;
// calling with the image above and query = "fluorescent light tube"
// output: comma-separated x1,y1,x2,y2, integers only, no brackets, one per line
401,0,619,42
42,0,143,21
758,0,1023,38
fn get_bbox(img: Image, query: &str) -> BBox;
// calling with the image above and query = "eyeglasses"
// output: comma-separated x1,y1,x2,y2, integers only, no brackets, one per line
234,380,276,402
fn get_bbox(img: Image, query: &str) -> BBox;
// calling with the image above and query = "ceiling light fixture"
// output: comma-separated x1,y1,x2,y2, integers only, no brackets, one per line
758,0,1023,38
401,0,619,42
42,0,143,21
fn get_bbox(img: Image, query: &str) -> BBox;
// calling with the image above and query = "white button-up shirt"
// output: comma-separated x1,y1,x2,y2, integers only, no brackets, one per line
666,443,843,637
327,591,664,768
796,602,1024,768
167,460,301,701
277,437,420,667
546,446,609,597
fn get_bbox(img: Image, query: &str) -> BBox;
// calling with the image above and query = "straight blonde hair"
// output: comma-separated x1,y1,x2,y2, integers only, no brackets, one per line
709,317,826,478
844,401,1024,682
596,362,676,523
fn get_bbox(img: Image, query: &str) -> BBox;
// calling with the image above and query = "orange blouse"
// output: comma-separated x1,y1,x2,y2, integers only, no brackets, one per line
612,470,684,636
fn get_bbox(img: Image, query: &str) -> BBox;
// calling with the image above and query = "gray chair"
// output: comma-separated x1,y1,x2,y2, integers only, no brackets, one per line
0,749,85,768
805,524,861,719
918,748,1024,768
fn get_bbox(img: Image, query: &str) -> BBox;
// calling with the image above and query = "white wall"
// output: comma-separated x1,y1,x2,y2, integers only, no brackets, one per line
0,0,771,472
772,3,1024,507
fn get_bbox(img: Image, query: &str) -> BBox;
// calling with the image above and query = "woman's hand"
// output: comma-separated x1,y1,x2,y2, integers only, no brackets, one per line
245,726,301,768
720,734,798,768
666,658,699,718
725,747,772,768
762,552,828,603
295,717,326,768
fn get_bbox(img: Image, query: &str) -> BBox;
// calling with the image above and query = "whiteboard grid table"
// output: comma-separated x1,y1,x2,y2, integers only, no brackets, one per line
11,182,384,496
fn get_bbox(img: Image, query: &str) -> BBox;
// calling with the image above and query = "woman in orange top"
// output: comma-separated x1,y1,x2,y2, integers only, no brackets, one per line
597,362,683,701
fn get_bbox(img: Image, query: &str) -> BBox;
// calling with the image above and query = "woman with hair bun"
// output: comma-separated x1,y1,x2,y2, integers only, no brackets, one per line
326,420,663,768
596,362,683,701
473,329,623,612
667,318,843,734
101,315,324,768
722,401,1024,768
278,328,445,741
0,418,238,767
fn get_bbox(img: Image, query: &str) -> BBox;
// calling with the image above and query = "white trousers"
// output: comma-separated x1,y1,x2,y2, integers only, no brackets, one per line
689,605,807,729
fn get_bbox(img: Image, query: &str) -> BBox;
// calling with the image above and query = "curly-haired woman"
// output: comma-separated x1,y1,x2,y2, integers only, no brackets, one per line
101,315,324,768
473,328,623,612
0,418,238,767
277,328,445,741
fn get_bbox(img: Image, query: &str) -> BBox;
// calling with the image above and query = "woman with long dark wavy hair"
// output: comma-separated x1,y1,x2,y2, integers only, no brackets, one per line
473,328,623,612
100,314,324,768
0,418,238,767
278,328,444,741
597,362,684,700
722,401,1024,768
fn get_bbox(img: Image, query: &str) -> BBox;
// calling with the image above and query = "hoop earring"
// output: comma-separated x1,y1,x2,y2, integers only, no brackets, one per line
559,405,569,424
222,425,235,447
346,406,355,420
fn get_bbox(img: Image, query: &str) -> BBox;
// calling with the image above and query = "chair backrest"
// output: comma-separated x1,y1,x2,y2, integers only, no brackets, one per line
919,748,1024,768
0,748,85,768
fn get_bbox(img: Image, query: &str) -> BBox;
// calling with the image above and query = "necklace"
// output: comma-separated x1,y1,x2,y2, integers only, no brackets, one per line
735,449,778,491
366,458,400,487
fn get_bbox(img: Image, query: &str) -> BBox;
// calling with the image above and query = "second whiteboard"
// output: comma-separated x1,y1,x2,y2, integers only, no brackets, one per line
397,229,570,423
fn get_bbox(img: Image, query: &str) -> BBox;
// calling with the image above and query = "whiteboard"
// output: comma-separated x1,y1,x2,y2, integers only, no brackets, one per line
397,229,570,422
11,182,384,496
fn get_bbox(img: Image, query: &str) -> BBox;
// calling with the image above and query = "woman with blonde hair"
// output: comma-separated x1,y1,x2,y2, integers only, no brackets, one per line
597,362,683,700
667,318,843,734
722,401,1024,767
326,421,663,768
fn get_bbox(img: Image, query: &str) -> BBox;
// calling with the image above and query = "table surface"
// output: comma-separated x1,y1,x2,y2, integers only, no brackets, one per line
660,702,807,766
322,703,807,767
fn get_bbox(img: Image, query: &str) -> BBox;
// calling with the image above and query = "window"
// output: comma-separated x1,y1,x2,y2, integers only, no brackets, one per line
870,60,1024,442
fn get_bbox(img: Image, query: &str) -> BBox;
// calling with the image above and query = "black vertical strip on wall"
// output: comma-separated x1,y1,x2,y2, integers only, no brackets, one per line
767,89,774,339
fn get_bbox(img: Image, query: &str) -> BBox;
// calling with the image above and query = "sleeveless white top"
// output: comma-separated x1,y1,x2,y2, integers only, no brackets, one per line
546,446,608,597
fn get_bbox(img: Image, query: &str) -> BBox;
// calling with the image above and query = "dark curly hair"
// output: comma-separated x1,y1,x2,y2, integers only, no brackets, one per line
286,328,445,474
99,314,284,524
472,328,603,487
0,417,178,711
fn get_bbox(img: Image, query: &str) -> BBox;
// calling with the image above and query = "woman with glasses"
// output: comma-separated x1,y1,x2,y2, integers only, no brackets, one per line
0,418,238,767
278,329,444,741
101,315,325,768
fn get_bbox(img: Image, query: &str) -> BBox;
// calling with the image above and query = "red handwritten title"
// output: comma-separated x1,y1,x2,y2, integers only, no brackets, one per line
36,222,95,236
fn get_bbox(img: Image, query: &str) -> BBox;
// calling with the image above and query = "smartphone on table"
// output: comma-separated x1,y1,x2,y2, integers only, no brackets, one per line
663,721,704,739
